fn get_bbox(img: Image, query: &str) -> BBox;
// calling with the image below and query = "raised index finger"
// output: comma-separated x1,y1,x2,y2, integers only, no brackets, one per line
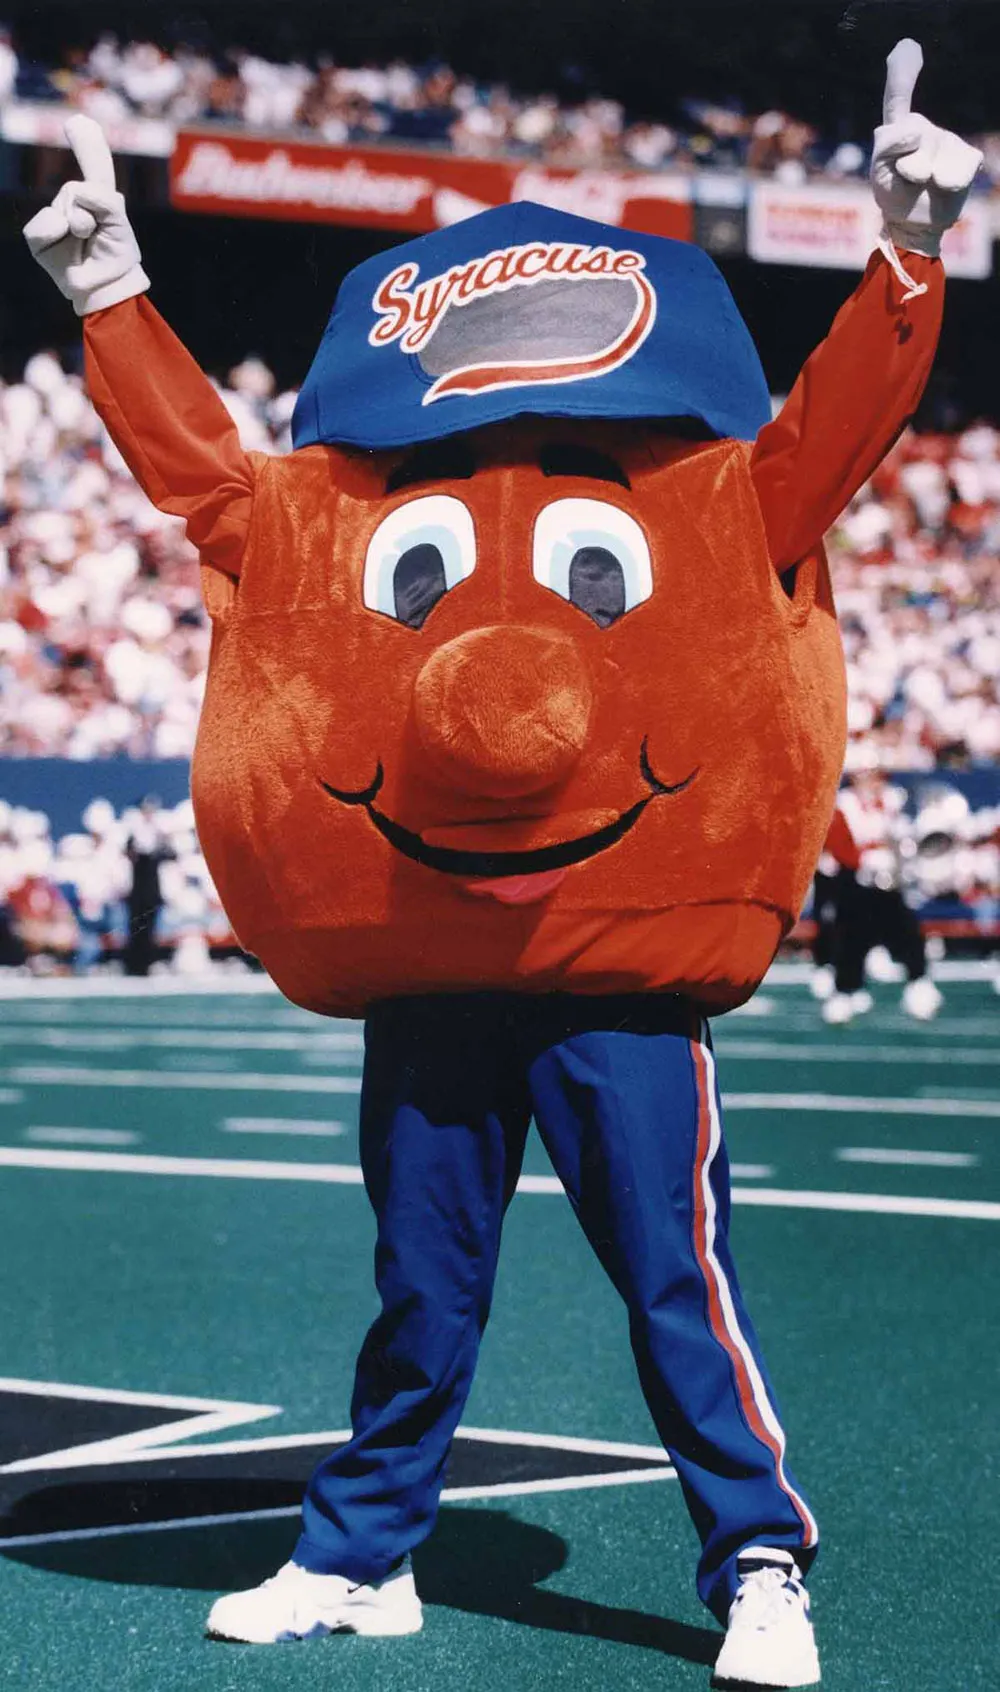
64,114,116,189
883,37,923,125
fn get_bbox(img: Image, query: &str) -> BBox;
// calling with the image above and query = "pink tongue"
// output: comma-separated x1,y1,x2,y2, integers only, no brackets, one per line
459,867,569,905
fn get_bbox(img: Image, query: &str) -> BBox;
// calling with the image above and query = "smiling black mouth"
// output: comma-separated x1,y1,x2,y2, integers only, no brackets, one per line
319,740,697,879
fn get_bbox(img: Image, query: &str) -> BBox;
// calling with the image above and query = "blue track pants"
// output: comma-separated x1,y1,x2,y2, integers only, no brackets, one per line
294,993,818,1619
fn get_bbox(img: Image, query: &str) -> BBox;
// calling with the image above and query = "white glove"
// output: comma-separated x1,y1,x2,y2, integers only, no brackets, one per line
23,115,150,316
871,38,983,258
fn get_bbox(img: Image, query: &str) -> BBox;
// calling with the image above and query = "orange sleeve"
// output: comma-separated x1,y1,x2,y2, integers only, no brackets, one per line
83,295,255,579
750,250,944,570
824,806,861,872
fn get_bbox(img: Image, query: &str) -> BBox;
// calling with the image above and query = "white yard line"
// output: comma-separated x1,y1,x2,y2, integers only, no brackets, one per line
2,1010,328,1029
2,1028,993,1066
0,1467,676,1550
715,1040,1000,1065
24,1127,139,1147
917,1086,999,1100
0,1146,995,1219
443,1469,674,1503
836,1147,978,1168
764,961,995,985
220,1119,347,1138
0,1414,675,1538
724,1093,1000,1118
791,1019,999,1040
0,1375,273,1412
9,1071,996,1116
0,975,280,999
3,1066,361,1094
0,1147,368,1184
0,1377,280,1474
454,1427,670,1461
732,1188,1000,1221
0,958,992,1003
0,1027,362,1053
13,1422,669,1469
0,1507,303,1548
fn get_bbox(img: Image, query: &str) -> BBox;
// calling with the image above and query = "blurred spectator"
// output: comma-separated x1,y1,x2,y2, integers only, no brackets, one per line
7,870,77,968
0,348,294,759
0,801,77,969
745,109,819,184
0,27,951,180
829,423,1000,773
0,794,240,974
0,26,17,106
5,25,998,184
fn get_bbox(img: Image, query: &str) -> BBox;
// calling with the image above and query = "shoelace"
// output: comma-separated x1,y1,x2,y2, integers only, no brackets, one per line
731,1566,806,1632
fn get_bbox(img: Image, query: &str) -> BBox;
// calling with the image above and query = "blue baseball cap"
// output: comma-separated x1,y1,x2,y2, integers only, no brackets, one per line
292,201,770,451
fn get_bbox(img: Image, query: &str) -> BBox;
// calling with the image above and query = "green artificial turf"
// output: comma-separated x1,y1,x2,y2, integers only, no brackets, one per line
0,979,995,1690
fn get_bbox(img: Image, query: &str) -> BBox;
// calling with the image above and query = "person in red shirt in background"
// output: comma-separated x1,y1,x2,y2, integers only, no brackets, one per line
808,804,861,1002
819,752,943,1023
5,869,78,970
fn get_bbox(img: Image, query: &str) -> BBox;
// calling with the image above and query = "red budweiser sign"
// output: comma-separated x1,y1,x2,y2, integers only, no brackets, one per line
169,129,693,241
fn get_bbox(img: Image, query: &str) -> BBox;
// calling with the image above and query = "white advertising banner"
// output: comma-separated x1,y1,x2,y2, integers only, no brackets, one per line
1,100,173,158
748,180,992,279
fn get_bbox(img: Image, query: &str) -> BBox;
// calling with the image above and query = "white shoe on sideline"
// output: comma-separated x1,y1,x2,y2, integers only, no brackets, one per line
821,992,854,1025
901,977,942,1021
206,1558,423,1644
808,967,834,1002
850,989,874,1016
713,1548,820,1688
864,945,898,984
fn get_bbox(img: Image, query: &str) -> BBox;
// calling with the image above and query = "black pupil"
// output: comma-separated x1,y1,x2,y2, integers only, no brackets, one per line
568,546,626,628
394,543,447,629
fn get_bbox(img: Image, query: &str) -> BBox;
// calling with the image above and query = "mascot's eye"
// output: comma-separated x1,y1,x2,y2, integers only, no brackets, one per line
363,495,476,629
532,498,651,628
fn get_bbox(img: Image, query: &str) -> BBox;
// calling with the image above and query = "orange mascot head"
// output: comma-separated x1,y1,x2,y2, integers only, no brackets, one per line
191,205,845,1017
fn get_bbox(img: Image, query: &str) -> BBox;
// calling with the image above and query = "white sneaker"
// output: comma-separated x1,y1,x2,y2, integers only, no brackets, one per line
713,1549,820,1688
850,989,874,1016
821,992,854,1025
808,967,834,1002
864,945,898,984
206,1558,423,1644
901,977,942,1021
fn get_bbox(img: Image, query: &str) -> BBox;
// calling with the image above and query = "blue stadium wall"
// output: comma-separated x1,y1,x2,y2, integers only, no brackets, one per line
0,760,192,836
0,759,997,840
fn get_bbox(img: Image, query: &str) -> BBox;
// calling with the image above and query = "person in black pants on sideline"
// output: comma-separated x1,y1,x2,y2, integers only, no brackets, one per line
124,795,173,976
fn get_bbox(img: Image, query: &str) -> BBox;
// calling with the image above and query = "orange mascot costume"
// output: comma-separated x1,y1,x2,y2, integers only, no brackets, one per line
24,40,981,1686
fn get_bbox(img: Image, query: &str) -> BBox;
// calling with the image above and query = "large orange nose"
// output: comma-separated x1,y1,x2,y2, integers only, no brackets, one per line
413,625,593,798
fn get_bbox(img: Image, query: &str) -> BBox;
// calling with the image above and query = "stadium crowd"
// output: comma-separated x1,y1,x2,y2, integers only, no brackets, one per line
2,347,998,771
832,426,1000,773
0,345,998,970
5,28,982,184
0,350,293,761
